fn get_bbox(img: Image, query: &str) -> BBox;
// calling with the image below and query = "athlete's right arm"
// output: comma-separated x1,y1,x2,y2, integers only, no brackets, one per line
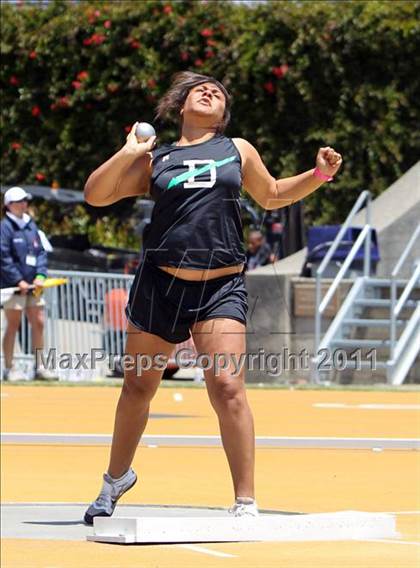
84,122,157,207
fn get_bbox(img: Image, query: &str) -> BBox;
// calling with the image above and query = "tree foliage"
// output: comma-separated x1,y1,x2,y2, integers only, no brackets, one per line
1,0,419,244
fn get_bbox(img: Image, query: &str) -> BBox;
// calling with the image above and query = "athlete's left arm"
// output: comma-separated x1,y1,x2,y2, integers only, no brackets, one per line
233,138,342,210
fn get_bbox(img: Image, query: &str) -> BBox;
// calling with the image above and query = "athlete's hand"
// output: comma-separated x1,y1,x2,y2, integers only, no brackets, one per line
123,122,157,157
316,147,343,178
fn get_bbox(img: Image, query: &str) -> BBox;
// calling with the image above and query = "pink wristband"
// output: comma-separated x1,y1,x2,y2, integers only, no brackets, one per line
313,167,333,182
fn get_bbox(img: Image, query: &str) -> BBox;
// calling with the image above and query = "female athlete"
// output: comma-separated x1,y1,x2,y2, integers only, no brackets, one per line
83,71,342,524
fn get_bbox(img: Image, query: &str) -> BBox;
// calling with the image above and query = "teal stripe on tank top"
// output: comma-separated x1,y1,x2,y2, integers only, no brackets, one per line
167,155,236,190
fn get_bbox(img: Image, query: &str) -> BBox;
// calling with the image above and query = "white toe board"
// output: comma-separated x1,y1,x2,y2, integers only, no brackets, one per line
87,511,398,544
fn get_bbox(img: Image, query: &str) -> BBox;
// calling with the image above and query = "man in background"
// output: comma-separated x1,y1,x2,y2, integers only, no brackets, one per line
246,229,275,271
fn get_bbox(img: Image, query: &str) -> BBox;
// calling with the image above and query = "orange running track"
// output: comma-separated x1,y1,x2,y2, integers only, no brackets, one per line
1,385,420,567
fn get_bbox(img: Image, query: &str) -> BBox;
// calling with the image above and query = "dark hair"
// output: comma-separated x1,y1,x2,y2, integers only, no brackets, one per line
154,71,232,134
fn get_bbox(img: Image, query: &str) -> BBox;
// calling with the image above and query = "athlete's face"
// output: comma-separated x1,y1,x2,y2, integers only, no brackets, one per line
182,82,226,125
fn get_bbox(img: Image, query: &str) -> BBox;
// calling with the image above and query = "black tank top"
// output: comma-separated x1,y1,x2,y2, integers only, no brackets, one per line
142,133,246,269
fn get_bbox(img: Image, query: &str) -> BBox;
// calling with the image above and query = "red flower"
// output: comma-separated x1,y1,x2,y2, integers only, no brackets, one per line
84,33,105,46
147,78,157,89
35,172,45,181
29,50,37,59
206,39,217,47
92,33,106,45
72,81,82,89
163,4,173,14
200,28,213,37
205,50,215,59
58,96,70,108
11,142,22,150
77,71,89,81
124,125,132,133
263,81,275,94
51,97,70,110
272,64,289,79
180,51,189,61
31,105,41,117
9,75,19,86
94,9,101,17
104,20,111,29
194,58,204,67
130,39,141,49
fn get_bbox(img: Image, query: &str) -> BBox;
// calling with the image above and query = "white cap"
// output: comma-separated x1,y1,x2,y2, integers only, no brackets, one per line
4,186,32,206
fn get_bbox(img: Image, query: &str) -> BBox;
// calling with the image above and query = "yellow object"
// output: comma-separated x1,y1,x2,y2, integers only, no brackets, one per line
33,277,68,296
41,277,68,288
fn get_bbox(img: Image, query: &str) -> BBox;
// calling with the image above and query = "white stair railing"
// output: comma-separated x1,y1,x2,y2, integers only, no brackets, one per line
312,190,372,382
390,225,420,359
387,225,420,384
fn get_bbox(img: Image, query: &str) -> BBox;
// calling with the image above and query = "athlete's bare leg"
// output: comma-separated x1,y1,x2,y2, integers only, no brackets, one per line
191,318,255,499
107,322,175,479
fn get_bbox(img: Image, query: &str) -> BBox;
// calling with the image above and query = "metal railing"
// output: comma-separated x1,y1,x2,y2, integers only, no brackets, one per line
0,270,133,379
48,269,133,377
314,190,372,356
389,224,420,361
1,269,198,380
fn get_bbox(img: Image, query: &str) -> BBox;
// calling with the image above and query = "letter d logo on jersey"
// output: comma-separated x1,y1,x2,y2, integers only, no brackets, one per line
183,160,216,189
167,156,235,190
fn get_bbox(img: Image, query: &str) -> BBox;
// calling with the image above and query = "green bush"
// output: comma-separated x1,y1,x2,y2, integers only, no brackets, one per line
1,0,419,244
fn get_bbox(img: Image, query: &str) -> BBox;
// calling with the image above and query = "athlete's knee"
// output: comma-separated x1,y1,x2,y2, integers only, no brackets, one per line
122,369,161,402
208,373,246,411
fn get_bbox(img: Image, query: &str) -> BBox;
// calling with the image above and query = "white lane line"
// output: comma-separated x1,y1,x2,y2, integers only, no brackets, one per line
2,432,419,450
364,539,420,547
387,511,420,515
3,432,419,441
177,544,236,558
314,403,420,410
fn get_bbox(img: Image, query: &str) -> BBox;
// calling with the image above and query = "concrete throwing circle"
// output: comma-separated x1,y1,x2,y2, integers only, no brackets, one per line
1,503,300,541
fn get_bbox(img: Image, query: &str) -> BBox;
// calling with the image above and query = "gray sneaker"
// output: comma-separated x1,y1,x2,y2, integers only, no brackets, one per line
84,468,137,525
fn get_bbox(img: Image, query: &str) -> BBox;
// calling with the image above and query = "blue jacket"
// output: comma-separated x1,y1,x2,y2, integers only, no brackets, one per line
0,215,48,288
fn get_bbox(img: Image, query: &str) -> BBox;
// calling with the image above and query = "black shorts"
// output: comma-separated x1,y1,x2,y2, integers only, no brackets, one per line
125,260,248,344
